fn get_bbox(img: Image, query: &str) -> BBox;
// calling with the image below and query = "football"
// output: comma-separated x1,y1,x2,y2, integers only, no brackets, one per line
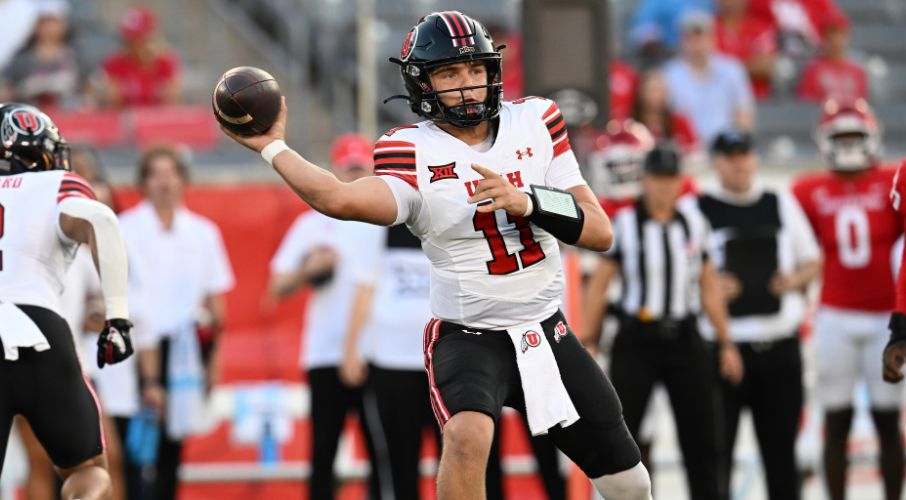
212,66,282,136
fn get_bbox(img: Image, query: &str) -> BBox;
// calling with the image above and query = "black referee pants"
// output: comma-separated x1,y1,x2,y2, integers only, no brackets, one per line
610,319,721,500
716,336,803,500
308,367,380,500
363,365,437,500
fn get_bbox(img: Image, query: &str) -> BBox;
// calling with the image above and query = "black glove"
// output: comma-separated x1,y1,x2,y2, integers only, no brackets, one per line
97,318,135,368
886,312,906,351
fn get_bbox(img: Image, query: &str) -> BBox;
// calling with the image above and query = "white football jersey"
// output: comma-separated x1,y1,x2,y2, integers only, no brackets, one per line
0,170,96,316
375,97,586,329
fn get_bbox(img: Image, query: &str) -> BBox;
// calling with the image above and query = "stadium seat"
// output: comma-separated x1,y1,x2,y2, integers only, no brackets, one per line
131,105,220,150
48,109,127,148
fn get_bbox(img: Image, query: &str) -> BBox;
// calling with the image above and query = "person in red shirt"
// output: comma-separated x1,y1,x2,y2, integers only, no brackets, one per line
609,60,638,121
630,69,699,158
746,0,843,54
792,99,903,500
796,11,867,103
101,7,182,107
715,0,778,99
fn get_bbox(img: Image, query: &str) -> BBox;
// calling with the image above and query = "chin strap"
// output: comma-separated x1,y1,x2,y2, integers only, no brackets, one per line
382,94,410,105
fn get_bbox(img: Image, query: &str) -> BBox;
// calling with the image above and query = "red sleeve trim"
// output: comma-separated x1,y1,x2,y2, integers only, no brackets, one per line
376,171,419,191
57,191,96,203
543,102,572,158
58,173,97,202
374,140,416,150
374,140,417,173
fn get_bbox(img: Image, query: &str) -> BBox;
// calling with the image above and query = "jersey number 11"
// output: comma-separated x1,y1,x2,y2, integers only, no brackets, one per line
473,209,545,275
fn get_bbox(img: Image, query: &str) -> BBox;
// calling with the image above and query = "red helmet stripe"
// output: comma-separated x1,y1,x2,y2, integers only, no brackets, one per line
450,12,476,45
438,12,460,46
442,11,465,36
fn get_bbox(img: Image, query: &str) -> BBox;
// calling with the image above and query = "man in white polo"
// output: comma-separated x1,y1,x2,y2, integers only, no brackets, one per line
118,146,234,500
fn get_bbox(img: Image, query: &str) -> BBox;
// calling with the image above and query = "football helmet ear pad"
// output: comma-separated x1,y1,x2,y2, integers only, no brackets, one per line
388,11,503,128
0,103,70,174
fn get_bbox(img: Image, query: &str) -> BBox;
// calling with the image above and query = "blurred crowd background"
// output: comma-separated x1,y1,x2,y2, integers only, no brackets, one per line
0,0,903,176
1,0,906,499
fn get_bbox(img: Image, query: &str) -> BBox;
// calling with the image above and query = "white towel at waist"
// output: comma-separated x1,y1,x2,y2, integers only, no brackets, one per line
0,301,50,361
504,322,579,435
165,322,207,439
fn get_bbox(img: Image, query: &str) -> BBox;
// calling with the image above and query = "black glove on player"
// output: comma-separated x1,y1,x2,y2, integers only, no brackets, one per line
97,318,135,368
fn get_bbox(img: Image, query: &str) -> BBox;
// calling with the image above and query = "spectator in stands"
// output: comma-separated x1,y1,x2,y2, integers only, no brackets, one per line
0,0,90,109
715,0,778,99
101,7,182,107
0,0,39,70
746,0,843,56
610,59,638,121
663,10,755,147
631,69,699,157
119,146,234,500
488,25,524,100
630,0,714,65
796,11,867,103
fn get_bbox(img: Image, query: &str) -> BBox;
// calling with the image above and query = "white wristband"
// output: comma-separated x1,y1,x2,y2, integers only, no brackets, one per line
523,193,534,217
261,140,289,166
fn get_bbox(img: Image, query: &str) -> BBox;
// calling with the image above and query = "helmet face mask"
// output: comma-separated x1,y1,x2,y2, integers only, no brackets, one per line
392,11,503,128
0,103,70,174
828,131,872,170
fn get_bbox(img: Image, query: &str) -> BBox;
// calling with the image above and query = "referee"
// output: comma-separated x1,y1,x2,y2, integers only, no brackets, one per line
698,131,820,499
585,142,743,500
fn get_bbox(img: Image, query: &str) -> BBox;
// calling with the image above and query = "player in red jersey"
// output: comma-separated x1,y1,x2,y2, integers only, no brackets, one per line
588,119,655,217
792,99,903,500
588,119,698,219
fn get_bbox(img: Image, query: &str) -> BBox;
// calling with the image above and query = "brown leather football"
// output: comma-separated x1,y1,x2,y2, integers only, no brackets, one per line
212,66,281,136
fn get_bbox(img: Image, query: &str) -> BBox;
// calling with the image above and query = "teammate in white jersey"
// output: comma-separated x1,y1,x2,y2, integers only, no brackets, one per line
222,11,651,499
0,103,133,500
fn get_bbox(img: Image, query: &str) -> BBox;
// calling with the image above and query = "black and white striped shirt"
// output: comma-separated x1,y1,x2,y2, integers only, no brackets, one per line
604,197,711,321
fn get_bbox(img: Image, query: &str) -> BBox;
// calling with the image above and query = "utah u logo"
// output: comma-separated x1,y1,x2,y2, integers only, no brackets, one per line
428,162,458,183
515,148,533,160
553,321,567,343
521,330,542,353
10,110,43,134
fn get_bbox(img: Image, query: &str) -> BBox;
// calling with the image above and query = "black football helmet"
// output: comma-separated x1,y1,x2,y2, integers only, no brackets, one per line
388,11,503,128
0,103,71,174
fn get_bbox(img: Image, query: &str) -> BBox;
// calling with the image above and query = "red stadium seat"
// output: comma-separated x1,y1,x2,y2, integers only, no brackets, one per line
131,105,220,150
47,109,127,148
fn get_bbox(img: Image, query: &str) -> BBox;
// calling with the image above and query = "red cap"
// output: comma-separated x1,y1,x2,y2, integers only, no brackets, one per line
119,7,157,42
330,133,373,170
820,10,850,33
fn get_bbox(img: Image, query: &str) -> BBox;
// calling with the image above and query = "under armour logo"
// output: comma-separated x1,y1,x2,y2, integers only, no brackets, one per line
515,148,533,160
